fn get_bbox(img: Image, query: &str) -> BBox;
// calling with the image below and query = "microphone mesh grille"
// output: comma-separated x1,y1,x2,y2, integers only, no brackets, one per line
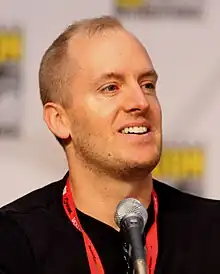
114,198,148,228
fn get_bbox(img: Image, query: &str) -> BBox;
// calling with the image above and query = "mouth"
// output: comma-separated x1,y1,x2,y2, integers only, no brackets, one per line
119,126,150,135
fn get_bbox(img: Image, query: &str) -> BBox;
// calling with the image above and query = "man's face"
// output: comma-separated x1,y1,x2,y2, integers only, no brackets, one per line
65,29,162,175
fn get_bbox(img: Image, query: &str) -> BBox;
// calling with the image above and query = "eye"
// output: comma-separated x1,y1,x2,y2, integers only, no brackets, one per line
141,82,156,92
101,84,119,93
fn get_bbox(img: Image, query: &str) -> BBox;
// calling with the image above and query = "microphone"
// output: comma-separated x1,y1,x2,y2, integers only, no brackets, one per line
114,198,148,274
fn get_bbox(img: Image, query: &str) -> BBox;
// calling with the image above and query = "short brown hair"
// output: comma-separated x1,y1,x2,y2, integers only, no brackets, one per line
39,15,123,107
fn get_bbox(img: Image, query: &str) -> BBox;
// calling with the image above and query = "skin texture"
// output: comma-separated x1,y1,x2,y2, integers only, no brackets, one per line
43,29,162,229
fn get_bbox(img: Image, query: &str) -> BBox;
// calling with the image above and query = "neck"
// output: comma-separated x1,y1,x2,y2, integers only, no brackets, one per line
66,154,153,230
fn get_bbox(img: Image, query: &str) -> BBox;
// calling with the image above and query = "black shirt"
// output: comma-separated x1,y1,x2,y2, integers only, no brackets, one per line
0,173,220,274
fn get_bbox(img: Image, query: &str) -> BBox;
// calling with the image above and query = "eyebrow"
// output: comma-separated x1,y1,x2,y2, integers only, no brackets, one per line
94,69,158,85
138,69,158,81
94,72,124,83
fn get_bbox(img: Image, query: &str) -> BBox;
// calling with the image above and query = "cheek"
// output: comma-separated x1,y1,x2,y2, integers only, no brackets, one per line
69,95,116,135
85,95,117,119
149,98,162,124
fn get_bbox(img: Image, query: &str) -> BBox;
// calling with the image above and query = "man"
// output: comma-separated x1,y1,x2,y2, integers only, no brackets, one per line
0,15,220,274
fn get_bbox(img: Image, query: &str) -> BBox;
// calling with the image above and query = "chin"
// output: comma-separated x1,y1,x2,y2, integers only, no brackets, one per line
103,153,161,180
128,148,160,162
124,156,159,171
128,151,161,170
113,159,157,181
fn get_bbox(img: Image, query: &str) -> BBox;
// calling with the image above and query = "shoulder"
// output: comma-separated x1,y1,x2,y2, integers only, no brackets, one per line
0,172,68,238
0,173,69,273
0,173,67,215
153,179,220,215
153,179,220,237
153,180,220,270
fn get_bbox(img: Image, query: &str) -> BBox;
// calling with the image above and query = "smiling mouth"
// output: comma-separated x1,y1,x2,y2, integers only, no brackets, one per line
119,126,150,135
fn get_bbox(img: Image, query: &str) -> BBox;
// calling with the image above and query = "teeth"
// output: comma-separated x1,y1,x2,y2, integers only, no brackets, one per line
121,126,148,134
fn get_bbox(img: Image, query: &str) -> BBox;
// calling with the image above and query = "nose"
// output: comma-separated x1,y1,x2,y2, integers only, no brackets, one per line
122,85,150,114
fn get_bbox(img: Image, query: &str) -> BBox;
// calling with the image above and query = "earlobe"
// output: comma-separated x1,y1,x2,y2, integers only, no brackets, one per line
43,102,70,139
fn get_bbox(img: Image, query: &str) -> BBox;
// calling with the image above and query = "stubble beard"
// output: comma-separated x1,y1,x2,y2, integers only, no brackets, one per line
72,134,162,182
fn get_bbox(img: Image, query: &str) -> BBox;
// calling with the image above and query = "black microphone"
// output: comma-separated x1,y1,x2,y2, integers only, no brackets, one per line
114,198,148,274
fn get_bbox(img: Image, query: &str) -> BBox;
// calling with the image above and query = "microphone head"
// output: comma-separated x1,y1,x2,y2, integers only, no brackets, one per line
114,197,148,230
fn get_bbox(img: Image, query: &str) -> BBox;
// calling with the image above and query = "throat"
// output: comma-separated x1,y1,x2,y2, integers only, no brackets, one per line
69,174,153,230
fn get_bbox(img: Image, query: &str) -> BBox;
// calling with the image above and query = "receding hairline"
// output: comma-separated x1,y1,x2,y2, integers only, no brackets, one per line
39,15,125,107
66,17,126,62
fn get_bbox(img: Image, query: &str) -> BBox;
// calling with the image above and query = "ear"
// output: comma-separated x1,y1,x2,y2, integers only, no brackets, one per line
43,102,70,139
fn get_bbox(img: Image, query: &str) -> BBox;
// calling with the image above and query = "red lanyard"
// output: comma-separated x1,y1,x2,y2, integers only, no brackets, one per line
62,177,159,274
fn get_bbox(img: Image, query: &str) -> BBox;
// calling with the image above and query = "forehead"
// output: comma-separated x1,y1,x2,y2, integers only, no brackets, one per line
68,30,154,79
